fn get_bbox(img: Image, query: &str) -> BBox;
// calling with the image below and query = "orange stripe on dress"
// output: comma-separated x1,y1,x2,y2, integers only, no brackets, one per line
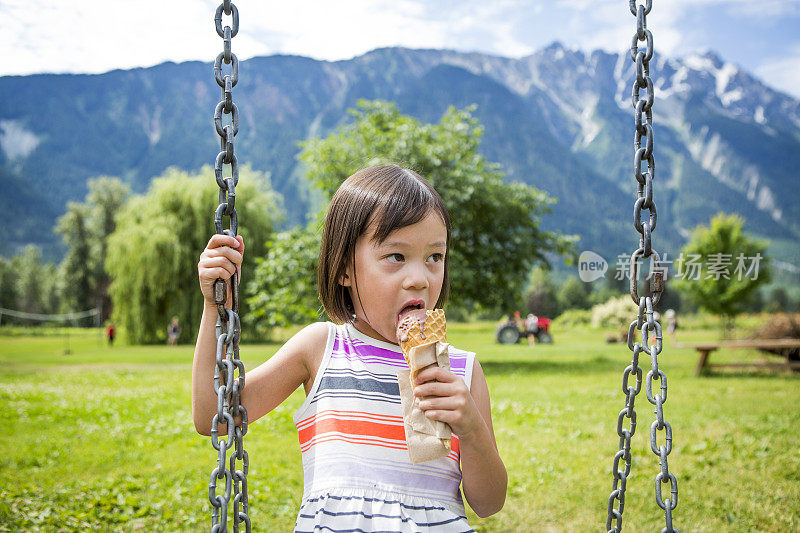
300,433,409,453
445,435,460,462
296,410,404,429
298,416,406,446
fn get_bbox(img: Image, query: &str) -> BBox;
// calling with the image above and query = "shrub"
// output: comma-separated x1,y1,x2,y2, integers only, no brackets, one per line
558,277,592,311
591,294,638,329
554,308,592,328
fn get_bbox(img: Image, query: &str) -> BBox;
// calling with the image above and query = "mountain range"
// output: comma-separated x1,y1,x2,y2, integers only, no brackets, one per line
1,43,798,272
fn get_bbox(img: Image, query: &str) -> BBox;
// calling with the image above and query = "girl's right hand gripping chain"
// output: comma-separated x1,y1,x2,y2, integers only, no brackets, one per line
198,234,244,307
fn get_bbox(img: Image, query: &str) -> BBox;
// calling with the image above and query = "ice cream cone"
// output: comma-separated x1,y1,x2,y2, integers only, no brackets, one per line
398,309,446,358
396,308,451,454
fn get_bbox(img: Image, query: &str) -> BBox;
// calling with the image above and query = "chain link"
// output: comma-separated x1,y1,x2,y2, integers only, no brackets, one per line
606,2,679,532
208,2,249,532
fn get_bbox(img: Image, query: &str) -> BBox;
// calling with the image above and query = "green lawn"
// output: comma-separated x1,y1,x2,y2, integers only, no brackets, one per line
1,317,798,532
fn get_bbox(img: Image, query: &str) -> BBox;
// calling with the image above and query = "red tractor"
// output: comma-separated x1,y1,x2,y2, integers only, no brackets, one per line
495,316,553,344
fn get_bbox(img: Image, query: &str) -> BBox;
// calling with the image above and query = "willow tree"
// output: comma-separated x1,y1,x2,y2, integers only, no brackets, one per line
107,166,281,344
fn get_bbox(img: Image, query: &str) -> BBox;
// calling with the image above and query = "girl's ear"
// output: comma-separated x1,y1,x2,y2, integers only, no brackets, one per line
338,268,352,287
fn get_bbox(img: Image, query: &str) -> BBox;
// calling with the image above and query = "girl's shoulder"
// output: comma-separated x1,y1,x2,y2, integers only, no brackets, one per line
284,321,334,387
285,321,332,357
292,321,332,341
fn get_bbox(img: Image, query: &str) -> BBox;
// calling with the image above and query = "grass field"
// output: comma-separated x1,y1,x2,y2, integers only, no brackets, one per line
1,316,798,532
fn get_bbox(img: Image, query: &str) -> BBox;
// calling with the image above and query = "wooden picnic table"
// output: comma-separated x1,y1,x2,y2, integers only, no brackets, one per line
675,339,800,375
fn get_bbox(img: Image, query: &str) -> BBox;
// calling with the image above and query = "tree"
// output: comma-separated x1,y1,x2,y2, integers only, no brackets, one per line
764,286,790,313
0,257,17,312
246,220,324,333
674,213,770,334
0,248,61,325
298,100,575,313
524,267,561,318
558,276,592,311
14,246,59,315
56,177,130,317
106,166,281,344
87,177,131,318
56,202,94,313
39,263,60,316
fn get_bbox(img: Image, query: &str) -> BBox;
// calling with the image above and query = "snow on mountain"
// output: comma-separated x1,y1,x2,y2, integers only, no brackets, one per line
415,42,800,240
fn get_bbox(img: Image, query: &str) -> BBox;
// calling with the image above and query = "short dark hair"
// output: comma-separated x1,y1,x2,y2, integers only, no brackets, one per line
318,164,451,324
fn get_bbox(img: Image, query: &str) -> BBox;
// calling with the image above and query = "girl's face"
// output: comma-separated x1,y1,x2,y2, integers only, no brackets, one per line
341,210,447,344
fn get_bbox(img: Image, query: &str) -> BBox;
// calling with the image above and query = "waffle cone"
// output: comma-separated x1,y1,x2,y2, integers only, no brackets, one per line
399,308,447,364
396,308,451,457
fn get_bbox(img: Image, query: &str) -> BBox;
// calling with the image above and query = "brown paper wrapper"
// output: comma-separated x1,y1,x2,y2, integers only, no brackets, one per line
397,341,452,463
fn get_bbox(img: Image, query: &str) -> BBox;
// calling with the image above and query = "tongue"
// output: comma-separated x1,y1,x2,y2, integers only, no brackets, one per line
399,306,425,321
396,307,428,342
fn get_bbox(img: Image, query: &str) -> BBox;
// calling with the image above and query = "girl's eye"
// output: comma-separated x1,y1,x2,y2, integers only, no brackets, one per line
428,253,444,263
387,253,404,263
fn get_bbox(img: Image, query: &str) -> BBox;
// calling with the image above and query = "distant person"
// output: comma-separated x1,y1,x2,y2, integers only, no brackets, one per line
513,310,523,331
106,323,115,347
666,309,678,339
168,316,181,346
524,313,539,347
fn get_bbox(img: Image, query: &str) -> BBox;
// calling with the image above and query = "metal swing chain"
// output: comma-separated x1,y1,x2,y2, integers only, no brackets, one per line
605,1,679,532
208,2,250,532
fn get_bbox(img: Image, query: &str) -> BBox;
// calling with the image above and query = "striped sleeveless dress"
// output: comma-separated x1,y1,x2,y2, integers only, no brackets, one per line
292,321,476,533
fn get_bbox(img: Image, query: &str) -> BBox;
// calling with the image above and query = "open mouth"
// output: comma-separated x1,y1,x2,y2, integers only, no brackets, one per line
397,301,425,325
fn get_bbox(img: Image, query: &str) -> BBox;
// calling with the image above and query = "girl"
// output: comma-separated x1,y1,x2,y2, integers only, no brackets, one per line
193,165,507,531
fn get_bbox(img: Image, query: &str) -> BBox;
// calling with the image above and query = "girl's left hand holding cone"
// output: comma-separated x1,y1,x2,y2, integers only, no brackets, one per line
413,366,483,439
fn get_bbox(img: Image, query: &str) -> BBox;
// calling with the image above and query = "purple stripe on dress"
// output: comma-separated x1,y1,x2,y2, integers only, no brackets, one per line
308,451,462,482
330,351,469,374
448,350,468,377
312,462,461,495
333,337,406,364
330,353,410,369
346,338,406,361
311,391,401,405
333,328,470,375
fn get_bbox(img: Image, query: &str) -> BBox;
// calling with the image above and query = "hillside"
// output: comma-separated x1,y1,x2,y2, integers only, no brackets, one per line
1,44,798,268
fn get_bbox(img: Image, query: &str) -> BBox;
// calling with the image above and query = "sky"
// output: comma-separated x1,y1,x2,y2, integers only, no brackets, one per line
1,0,800,98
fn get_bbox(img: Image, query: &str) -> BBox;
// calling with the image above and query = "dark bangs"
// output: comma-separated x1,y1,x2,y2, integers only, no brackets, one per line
368,169,449,244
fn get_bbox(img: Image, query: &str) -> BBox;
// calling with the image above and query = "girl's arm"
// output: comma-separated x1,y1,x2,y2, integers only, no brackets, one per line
191,234,327,436
413,360,507,517
458,360,507,517
191,304,328,436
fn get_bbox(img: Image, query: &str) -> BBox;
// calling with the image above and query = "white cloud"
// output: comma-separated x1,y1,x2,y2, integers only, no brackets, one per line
0,0,216,75
1,0,524,73
0,0,798,98
0,0,703,75
550,0,703,57
724,0,800,18
241,0,540,61
243,0,443,60
0,120,41,160
754,49,800,99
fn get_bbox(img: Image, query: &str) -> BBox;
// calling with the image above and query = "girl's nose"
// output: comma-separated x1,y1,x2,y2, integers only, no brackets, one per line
402,262,429,290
